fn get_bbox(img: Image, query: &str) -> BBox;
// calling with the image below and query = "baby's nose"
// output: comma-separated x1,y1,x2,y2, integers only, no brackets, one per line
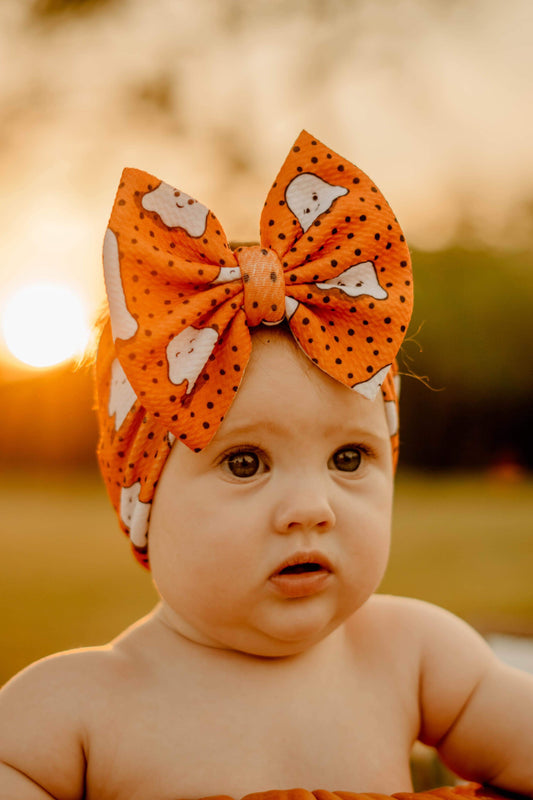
273,486,336,535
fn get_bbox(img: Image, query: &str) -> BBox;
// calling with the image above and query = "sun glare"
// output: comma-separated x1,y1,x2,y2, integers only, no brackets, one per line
1,283,91,369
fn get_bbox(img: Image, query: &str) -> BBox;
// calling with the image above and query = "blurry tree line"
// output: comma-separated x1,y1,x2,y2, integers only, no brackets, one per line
399,247,533,471
1,246,531,473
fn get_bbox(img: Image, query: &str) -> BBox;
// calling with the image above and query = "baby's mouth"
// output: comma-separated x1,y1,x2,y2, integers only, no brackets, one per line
272,551,333,577
269,551,333,598
278,562,324,575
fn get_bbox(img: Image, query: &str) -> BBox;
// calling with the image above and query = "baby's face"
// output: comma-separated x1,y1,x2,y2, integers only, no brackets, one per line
149,328,394,657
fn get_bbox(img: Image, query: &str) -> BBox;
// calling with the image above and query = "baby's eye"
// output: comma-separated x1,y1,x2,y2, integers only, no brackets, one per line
221,449,267,479
329,446,362,472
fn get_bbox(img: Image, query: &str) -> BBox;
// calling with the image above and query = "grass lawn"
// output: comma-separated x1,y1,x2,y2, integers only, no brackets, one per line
2,467,532,686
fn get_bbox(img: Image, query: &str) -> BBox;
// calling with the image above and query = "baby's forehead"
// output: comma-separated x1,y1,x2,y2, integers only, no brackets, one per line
217,327,390,443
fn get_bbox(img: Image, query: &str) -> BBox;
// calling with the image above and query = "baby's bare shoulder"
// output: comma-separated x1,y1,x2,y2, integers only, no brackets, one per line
351,593,450,644
350,594,496,698
383,596,498,746
0,646,129,800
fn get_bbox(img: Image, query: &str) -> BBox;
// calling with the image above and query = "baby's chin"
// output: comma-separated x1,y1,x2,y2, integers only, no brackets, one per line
152,599,355,659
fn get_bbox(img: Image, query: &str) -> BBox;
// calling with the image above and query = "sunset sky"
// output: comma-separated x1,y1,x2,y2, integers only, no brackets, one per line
1,0,532,373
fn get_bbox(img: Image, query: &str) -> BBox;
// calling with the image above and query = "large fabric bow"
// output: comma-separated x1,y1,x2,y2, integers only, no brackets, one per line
96,130,412,567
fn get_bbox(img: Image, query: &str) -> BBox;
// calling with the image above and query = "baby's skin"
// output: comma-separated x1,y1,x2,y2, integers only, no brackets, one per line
1,328,533,800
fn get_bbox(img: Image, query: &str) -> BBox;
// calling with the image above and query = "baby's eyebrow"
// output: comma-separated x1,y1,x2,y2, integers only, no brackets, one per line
216,419,379,443
215,420,287,441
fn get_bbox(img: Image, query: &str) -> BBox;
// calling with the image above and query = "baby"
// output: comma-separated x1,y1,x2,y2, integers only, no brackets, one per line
1,131,532,800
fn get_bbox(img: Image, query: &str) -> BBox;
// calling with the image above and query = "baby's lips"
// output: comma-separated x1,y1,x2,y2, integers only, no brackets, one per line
270,550,333,578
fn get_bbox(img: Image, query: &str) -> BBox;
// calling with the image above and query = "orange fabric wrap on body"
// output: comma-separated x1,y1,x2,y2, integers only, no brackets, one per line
95,130,412,568
174,783,516,800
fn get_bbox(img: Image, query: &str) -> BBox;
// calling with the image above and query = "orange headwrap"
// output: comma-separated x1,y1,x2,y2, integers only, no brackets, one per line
96,130,413,568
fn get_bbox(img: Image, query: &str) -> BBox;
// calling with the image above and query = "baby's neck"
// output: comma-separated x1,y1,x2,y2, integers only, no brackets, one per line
148,600,349,664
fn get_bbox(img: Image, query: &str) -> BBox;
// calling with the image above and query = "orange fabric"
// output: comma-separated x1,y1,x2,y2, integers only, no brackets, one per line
95,130,413,568
181,784,517,800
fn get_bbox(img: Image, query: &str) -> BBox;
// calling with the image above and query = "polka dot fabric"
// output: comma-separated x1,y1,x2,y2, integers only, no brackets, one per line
177,783,512,800
96,130,413,568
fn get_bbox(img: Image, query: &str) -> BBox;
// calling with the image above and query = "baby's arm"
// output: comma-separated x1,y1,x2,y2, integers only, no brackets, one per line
0,652,90,800
416,599,533,796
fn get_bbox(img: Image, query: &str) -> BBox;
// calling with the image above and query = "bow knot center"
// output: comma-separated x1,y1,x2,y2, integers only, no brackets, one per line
235,245,286,327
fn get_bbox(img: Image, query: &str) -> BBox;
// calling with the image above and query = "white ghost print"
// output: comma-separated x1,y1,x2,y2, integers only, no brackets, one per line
285,173,348,232
166,326,219,393
120,482,151,548
108,358,137,430
284,296,299,320
384,399,398,436
141,182,209,237
316,261,388,300
351,364,391,400
212,266,242,284
103,228,139,342
393,372,401,399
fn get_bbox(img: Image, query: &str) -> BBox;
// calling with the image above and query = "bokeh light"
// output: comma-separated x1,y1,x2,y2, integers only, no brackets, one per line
1,282,90,368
